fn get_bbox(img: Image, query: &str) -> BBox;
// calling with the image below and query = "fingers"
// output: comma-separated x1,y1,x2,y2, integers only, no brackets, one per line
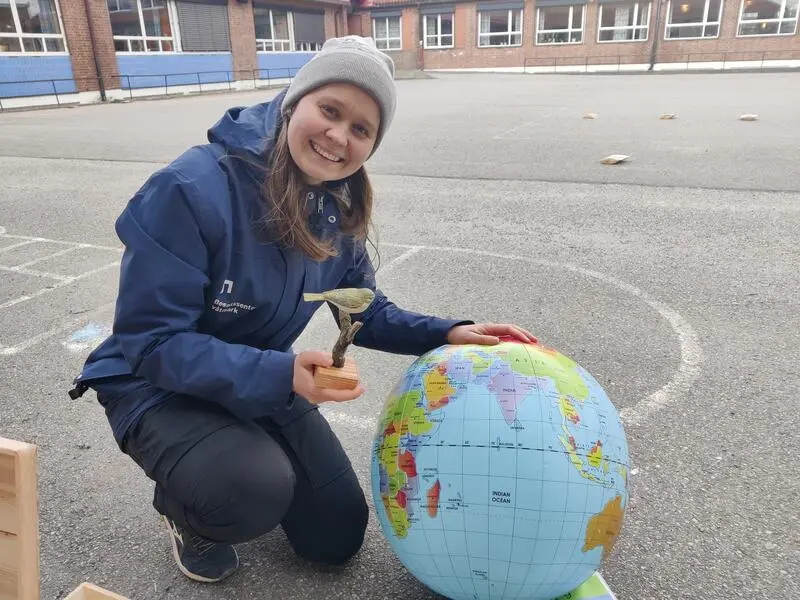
310,385,366,404
298,350,334,369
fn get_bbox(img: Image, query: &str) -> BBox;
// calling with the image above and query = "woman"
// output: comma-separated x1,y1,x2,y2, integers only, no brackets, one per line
69,36,537,584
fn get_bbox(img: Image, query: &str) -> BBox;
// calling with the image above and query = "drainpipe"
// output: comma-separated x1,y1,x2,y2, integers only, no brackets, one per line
648,0,664,71
82,0,107,100
417,3,424,71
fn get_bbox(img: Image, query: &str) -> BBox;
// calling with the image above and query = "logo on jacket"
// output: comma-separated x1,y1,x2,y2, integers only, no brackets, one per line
212,279,256,315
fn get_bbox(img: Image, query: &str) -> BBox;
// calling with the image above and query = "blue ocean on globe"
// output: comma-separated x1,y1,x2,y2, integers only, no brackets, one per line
370,340,630,600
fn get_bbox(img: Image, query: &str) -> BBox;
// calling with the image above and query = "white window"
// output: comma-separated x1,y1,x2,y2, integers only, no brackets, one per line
598,1,650,41
108,0,176,52
666,0,722,38
536,4,585,44
373,15,401,50
424,12,454,48
254,7,292,51
737,0,798,35
0,0,67,53
478,8,522,47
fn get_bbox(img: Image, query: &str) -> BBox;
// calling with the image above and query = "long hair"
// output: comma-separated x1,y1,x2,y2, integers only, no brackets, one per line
264,116,374,262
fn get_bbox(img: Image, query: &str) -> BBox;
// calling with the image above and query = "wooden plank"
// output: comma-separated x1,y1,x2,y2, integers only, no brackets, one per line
0,438,38,600
64,582,130,600
0,452,17,535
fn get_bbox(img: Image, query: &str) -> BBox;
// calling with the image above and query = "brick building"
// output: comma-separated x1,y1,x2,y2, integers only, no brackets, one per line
347,0,799,71
0,0,797,108
0,0,348,108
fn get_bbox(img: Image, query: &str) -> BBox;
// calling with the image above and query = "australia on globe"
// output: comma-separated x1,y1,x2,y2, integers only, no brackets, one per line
370,339,630,600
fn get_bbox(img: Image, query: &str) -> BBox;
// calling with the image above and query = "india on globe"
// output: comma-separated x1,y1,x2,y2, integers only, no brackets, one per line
370,339,630,600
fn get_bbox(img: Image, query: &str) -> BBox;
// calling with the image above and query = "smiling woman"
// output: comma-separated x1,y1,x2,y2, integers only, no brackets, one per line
68,34,535,589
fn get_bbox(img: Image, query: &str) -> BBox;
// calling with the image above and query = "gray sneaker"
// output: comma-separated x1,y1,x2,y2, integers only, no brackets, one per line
163,516,239,583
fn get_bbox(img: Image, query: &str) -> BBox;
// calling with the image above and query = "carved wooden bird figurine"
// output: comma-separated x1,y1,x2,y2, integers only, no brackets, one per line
303,288,375,314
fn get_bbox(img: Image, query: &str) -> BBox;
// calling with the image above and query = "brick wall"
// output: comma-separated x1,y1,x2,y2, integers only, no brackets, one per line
357,0,799,71
228,0,258,77
60,0,118,93
655,0,800,63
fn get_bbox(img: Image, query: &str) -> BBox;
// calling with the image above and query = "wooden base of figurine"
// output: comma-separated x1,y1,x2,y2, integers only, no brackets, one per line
314,357,359,390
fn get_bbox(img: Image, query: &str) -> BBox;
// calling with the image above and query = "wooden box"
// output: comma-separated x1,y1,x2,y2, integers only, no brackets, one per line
0,437,38,600
65,583,130,600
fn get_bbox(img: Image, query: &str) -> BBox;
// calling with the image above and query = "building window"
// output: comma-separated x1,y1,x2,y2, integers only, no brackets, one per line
254,7,292,51
0,0,66,53
478,8,522,47
373,15,401,50
598,1,650,41
536,4,585,44
738,0,798,35
666,0,722,38
424,12,454,48
108,0,176,52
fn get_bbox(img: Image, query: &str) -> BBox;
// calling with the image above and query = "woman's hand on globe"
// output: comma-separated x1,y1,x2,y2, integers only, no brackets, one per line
446,323,537,346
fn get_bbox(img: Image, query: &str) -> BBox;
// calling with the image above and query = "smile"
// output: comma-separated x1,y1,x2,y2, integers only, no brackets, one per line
311,141,343,163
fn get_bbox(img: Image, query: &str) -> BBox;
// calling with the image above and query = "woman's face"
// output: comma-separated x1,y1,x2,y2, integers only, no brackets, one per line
287,83,380,185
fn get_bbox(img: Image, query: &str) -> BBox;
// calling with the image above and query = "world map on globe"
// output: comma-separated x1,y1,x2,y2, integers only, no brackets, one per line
370,340,630,600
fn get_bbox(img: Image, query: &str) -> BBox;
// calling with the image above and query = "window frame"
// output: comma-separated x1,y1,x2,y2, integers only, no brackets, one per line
535,4,585,45
108,0,179,54
0,0,69,55
664,0,723,39
477,7,523,48
736,0,798,36
372,15,402,50
255,7,294,52
423,12,454,49
597,1,651,43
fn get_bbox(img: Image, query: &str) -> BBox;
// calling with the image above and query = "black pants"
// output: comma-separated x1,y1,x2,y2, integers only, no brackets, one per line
107,392,368,566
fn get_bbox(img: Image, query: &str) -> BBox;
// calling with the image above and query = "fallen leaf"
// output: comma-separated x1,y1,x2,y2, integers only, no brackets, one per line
601,154,630,165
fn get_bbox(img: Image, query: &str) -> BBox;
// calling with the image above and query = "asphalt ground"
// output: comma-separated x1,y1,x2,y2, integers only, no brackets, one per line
0,71,798,600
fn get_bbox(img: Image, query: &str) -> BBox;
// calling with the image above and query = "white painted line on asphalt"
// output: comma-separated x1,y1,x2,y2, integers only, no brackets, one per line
0,239,37,254
14,245,86,269
0,261,120,311
0,264,72,281
0,226,5,235
493,120,536,140
0,232,121,253
0,303,115,356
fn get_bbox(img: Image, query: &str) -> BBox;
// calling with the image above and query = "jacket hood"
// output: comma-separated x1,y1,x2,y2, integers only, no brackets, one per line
206,88,287,163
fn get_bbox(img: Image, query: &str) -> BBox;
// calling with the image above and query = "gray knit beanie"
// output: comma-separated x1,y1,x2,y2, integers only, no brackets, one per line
281,36,396,156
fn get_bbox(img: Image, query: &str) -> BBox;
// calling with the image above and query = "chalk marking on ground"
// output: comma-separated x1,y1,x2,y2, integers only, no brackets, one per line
0,239,37,254
14,245,87,269
0,264,73,281
0,261,120,311
492,119,540,140
0,302,116,356
0,232,122,253
321,243,703,430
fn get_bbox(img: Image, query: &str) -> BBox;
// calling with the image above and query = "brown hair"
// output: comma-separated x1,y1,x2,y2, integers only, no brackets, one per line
264,116,374,262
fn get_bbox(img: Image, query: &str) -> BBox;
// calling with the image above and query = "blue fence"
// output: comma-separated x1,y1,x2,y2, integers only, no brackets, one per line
0,55,76,100
0,68,299,111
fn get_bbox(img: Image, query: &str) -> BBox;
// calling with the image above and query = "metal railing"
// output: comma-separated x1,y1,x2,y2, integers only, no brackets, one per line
523,49,800,72
0,67,299,112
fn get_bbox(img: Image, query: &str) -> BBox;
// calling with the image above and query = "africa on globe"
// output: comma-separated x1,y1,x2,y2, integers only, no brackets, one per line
370,339,630,600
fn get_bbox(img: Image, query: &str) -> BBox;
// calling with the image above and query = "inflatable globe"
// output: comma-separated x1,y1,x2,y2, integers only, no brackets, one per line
370,340,629,600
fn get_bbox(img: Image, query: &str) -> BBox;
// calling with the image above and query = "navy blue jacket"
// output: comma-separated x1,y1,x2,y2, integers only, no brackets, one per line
73,89,468,442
